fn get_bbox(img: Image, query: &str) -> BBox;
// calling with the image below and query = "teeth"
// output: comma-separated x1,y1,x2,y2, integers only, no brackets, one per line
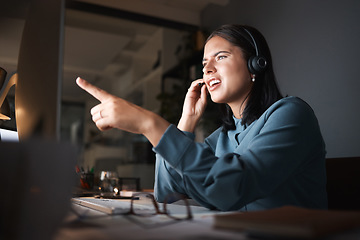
209,79,220,87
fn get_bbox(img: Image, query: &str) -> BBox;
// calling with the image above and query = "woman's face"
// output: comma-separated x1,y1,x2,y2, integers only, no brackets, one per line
202,36,253,112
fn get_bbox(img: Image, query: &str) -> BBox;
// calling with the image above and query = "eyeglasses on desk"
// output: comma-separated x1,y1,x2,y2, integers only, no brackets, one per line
71,192,193,221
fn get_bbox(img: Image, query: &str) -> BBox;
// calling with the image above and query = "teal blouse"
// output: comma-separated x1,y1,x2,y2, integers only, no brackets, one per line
153,97,327,211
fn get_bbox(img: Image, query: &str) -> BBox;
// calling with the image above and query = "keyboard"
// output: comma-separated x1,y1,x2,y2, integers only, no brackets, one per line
72,197,154,215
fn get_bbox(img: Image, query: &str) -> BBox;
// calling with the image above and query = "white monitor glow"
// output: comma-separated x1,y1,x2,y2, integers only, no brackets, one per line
0,128,19,142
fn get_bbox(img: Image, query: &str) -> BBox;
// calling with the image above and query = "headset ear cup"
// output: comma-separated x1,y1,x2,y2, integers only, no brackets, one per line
247,56,257,74
248,55,268,74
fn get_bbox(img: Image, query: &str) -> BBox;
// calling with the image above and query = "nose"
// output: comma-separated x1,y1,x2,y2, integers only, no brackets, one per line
203,61,216,75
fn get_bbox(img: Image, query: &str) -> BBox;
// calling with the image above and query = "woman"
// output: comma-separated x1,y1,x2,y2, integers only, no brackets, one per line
77,24,327,211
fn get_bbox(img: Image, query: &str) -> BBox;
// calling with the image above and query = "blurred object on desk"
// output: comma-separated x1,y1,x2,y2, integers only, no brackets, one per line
80,172,94,190
99,171,120,198
0,140,77,240
214,205,360,239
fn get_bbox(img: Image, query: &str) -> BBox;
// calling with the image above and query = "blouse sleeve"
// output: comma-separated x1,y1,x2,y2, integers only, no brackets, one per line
153,98,325,211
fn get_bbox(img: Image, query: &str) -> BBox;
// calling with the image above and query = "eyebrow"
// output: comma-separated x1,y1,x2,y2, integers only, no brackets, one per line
202,50,231,63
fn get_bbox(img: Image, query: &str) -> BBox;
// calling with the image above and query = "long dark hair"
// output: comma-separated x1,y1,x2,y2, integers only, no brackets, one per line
206,24,283,131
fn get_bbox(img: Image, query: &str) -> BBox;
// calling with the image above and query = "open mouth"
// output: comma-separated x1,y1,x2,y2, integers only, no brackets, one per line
207,78,221,90
209,79,221,87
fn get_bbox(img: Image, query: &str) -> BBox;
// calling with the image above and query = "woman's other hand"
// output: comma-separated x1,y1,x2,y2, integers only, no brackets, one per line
177,79,208,132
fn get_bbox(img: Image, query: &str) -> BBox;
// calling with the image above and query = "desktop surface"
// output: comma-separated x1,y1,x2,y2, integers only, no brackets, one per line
55,197,241,240
54,197,360,240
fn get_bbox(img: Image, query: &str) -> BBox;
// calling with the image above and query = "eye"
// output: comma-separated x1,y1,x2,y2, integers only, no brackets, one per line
216,55,227,61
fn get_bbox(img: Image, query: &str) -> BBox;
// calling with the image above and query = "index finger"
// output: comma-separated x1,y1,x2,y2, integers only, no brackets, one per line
76,77,110,102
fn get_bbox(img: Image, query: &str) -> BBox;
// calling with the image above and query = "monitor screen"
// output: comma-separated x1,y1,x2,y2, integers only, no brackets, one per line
0,128,19,142
14,0,65,141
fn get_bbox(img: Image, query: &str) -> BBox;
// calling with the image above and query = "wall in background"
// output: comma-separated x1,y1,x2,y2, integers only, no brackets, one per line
201,0,360,157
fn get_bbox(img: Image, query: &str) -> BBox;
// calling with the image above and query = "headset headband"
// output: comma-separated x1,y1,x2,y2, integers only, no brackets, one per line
242,27,268,74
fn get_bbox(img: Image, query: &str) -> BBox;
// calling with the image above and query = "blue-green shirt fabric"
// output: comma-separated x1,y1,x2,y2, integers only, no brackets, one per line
153,96,327,211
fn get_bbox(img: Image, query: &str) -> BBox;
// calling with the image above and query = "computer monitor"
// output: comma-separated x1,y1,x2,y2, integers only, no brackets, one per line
0,3,78,239
1,0,65,141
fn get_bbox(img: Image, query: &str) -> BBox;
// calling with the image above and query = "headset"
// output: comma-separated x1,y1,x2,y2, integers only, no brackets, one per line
242,27,268,74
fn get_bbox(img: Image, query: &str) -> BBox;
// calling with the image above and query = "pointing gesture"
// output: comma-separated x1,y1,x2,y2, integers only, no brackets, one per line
76,77,117,131
76,77,111,103
76,77,170,146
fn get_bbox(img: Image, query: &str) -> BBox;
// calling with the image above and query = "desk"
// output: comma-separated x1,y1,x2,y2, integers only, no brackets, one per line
54,198,245,240
54,198,360,240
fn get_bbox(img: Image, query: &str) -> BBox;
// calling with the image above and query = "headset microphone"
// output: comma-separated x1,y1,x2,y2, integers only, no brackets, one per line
242,27,268,74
